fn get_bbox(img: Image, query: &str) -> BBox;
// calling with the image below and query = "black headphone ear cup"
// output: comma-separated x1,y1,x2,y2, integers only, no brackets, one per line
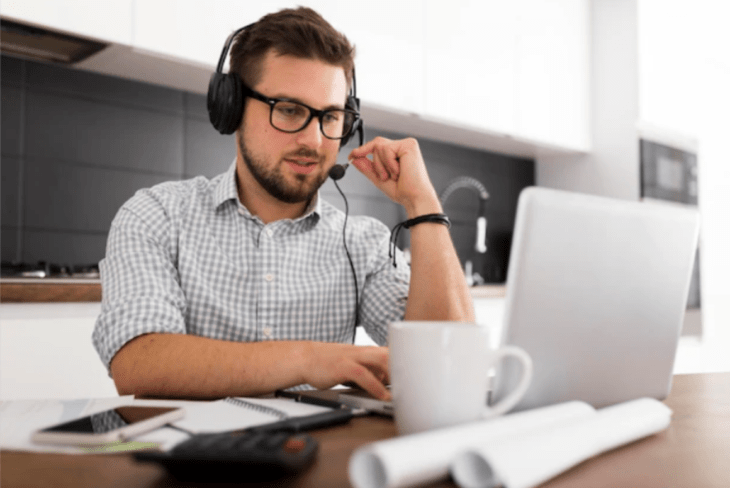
226,72,244,134
207,72,226,132
339,95,362,148
207,72,244,135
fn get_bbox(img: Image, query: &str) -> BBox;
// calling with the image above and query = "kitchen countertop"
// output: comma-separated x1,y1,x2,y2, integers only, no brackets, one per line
0,279,505,303
469,284,507,299
0,279,102,302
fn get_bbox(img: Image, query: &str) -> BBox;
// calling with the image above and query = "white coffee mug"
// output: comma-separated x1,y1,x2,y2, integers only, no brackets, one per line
389,321,532,435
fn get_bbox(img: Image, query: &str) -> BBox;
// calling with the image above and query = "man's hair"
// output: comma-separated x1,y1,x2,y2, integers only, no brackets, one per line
229,7,355,91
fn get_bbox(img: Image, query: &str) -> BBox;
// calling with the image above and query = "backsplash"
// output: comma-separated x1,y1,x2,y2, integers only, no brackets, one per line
1,55,534,283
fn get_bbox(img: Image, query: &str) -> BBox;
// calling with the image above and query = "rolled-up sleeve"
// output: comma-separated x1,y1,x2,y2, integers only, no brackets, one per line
92,190,187,372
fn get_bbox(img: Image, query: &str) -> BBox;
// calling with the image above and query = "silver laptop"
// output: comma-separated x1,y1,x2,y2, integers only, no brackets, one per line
492,187,700,411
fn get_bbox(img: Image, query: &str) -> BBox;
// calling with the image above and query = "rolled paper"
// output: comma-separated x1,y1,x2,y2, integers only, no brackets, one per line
451,397,672,488
348,401,595,488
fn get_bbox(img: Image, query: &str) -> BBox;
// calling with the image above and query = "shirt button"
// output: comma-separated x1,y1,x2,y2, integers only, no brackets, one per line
266,228,274,237
263,327,273,338
237,207,245,215
264,273,274,282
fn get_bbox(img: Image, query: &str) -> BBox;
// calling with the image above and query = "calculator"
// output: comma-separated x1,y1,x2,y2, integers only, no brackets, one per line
135,429,319,481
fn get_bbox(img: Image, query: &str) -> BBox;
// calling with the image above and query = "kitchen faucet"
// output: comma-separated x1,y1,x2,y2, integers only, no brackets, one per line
439,176,489,253
439,176,489,286
439,177,490,286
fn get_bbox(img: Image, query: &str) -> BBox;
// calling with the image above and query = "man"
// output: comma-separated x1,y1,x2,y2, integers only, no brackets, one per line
92,7,474,401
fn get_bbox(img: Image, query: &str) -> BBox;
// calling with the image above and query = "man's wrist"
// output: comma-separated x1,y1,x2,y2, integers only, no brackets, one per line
402,193,442,219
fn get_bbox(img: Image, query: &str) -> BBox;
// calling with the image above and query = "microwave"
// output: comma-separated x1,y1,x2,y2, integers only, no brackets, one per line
640,134,698,206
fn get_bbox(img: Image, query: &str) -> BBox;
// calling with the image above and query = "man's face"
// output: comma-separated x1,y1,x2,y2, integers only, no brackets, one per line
237,51,348,204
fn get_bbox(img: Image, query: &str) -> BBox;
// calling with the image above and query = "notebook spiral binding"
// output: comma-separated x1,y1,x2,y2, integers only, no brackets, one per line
224,398,289,420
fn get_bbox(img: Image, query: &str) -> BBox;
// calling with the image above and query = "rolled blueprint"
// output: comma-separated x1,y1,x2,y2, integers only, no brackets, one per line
348,401,595,488
451,397,672,488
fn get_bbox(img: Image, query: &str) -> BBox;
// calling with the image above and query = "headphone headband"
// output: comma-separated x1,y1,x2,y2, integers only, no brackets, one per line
215,23,255,73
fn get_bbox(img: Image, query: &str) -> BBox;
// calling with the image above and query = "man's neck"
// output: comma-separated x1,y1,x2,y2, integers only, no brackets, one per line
235,163,310,225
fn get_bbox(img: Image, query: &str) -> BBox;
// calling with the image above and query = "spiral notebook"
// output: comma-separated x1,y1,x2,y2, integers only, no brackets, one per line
170,397,331,434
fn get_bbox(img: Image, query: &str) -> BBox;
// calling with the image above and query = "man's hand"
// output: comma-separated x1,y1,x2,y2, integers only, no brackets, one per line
348,137,441,218
302,343,391,401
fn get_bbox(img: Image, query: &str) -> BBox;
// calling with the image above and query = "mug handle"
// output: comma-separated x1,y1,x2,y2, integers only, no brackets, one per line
482,346,533,417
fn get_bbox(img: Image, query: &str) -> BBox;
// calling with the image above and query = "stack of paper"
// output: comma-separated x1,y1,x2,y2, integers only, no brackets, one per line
349,398,671,488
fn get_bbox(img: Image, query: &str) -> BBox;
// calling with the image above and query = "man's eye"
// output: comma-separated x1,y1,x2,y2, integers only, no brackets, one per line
324,111,342,123
276,103,306,118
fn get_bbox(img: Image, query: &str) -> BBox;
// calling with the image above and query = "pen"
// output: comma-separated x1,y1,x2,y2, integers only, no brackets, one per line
248,408,357,433
275,390,347,410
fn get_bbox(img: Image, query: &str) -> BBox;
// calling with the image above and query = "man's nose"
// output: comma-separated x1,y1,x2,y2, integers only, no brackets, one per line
295,116,324,148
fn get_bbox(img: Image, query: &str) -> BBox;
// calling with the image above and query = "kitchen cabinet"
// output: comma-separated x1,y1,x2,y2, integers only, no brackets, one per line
424,0,519,137
0,0,133,45
425,0,590,152
514,0,590,151
313,0,425,116
0,303,117,401
131,0,282,71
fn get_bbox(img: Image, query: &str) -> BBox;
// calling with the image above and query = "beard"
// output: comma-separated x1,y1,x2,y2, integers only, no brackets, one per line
237,131,329,204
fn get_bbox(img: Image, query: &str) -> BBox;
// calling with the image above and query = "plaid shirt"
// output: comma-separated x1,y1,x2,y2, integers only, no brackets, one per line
93,162,410,371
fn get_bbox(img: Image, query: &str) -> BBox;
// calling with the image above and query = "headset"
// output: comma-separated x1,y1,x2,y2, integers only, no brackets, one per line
207,22,363,149
207,22,362,329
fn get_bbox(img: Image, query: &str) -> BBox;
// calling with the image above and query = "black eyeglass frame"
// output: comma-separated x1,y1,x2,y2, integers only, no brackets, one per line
243,85,360,140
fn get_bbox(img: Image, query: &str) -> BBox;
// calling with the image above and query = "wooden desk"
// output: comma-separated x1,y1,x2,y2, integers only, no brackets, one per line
2,373,729,488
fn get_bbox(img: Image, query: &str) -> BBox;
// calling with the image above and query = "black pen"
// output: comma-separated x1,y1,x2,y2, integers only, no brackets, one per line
248,408,356,433
275,390,347,410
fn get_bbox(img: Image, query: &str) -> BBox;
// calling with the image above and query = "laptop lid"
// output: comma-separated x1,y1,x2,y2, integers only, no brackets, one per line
492,187,700,411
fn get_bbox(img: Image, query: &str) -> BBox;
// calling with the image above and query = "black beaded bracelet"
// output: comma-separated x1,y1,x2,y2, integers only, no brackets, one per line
389,213,451,267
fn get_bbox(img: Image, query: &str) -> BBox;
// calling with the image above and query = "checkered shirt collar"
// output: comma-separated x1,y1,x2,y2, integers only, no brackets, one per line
213,160,322,224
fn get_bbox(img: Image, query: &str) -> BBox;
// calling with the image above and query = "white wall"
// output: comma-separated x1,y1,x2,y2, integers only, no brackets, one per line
536,0,640,201
638,0,730,369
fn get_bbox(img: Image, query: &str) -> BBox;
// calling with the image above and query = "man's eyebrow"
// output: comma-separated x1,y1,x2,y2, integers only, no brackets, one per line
272,94,345,111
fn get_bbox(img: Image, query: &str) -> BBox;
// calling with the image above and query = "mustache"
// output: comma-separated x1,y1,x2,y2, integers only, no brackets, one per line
283,147,324,163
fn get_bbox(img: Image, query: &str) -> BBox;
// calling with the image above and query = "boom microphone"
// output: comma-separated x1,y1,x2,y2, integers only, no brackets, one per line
329,163,349,181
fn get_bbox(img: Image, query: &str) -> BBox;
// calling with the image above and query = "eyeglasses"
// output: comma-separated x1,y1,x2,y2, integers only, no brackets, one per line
244,86,359,140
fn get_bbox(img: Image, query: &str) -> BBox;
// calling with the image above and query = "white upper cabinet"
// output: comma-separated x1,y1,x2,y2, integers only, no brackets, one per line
0,0,133,45
131,1,284,70
424,0,520,137
424,0,589,152
313,0,425,115
514,0,590,151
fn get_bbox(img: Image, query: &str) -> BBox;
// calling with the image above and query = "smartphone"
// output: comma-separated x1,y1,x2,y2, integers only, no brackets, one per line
31,406,185,446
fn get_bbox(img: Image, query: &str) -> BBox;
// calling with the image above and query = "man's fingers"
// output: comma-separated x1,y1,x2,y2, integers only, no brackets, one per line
305,343,391,401
341,347,391,401
348,136,389,160
349,368,391,401
349,137,407,188
350,156,380,183
376,144,400,180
